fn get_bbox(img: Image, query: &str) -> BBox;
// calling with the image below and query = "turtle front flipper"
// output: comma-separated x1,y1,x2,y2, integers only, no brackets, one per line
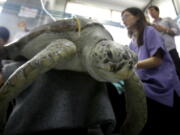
0,39,76,102
0,39,76,130
120,72,147,135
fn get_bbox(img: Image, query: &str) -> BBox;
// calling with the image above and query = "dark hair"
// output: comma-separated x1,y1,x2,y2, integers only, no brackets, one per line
0,26,10,42
148,5,159,12
122,7,148,46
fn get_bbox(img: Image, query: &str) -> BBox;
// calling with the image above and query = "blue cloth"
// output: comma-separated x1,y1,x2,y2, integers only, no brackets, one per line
129,26,180,107
112,80,125,94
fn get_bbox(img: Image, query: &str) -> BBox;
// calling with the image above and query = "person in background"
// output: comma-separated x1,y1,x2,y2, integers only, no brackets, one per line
148,5,180,80
0,26,10,73
0,26,10,46
0,26,9,131
0,26,14,132
121,7,180,135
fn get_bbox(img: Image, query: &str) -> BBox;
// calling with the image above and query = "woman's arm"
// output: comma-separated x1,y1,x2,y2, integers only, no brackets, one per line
136,50,163,69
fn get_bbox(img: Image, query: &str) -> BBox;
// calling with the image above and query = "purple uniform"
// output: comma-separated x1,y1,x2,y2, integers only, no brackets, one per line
129,26,180,107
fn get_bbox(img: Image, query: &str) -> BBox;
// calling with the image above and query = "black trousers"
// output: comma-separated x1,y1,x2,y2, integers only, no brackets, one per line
169,49,180,80
141,95,180,135
172,92,180,132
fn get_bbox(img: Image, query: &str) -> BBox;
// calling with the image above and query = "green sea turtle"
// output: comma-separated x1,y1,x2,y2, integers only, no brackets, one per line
0,17,147,135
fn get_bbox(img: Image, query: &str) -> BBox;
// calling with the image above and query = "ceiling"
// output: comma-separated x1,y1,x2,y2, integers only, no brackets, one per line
69,0,152,12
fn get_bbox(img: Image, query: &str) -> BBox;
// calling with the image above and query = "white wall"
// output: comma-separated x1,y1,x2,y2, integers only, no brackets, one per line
49,0,67,12
65,2,130,45
152,0,177,19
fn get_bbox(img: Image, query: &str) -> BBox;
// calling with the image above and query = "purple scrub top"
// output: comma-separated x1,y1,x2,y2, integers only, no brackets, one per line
129,26,180,107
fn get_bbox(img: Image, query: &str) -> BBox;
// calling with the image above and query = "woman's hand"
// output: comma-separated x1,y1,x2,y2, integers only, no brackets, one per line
136,49,163,69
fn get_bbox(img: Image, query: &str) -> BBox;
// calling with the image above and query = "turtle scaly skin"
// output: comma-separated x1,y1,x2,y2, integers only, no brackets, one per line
0,17,147,135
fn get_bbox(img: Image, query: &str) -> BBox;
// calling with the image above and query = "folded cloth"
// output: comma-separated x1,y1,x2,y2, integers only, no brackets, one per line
2,61,116,135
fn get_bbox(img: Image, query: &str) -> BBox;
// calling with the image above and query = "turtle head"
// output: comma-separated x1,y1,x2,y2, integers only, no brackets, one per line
86,40,137,82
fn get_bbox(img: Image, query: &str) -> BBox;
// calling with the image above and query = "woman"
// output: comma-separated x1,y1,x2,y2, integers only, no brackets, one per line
121,7,180,134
